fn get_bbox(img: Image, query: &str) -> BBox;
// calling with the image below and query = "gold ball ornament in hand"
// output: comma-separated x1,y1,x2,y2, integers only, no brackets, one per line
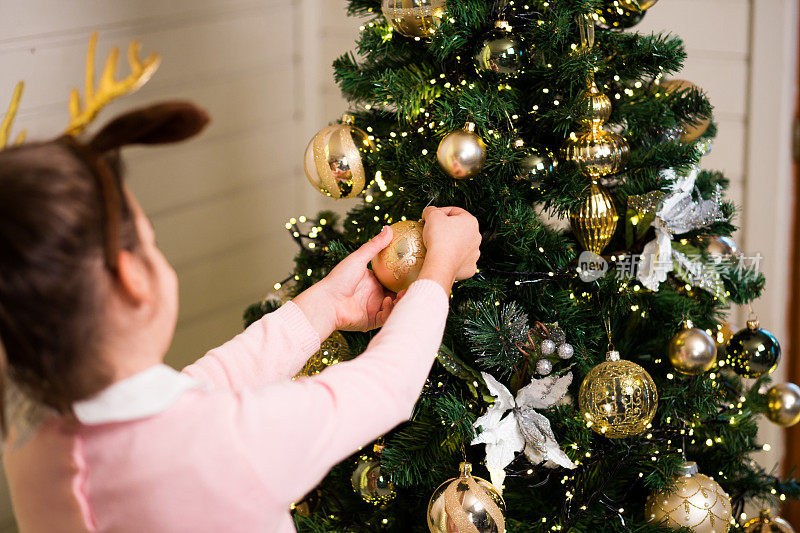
765,383,800,427
382,0,446,38
371,220,426,293
303,115,375,199
437,123,487,179
742,510,796,533
578,350,658,438
570,182,619,254
645,461,732,533
427,462,506,533
668,319,718,375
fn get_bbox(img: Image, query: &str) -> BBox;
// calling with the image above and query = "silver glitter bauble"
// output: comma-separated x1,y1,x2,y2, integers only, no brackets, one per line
536,359,553,375
558,344,574,360
540,339,556,356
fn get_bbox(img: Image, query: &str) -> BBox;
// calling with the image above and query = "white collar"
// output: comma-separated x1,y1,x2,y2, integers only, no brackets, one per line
73,364,201,425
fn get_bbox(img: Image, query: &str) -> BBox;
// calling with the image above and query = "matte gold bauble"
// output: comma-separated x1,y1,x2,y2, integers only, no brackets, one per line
475,21,523,77
645,461,732,533
351,449,396,505
427,462,506,533
722,320,781,378
382,0,446,38
437,123,487,179
668,319,717,375
619,0,660,11
371,220,426,293
303,115,375,198
660,79,711,143
766,383,800,427
743,509,796,533
578,350,658,438
297,331,352,377
562,126,629,179
570,182,619,254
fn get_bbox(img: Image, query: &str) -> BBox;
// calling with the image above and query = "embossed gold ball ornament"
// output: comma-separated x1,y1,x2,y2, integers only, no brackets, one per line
351,447,396,505
297,331,352,377
660,79,712,143
303,115,375,199
645,461,732,533
427,462,506,533
742,509,796,533
765,383,800,427
371,220,426,293
437,123,487,179
578,350,658,438
475,21,523,77
669,319,717,375
570,182,619,254
722,320,781,378
382,0,446,38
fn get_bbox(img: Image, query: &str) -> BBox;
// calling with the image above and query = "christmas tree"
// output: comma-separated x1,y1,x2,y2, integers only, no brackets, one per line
246,0,800,531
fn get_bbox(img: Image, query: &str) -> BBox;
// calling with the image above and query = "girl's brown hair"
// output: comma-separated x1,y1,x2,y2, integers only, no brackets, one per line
0,102,208,431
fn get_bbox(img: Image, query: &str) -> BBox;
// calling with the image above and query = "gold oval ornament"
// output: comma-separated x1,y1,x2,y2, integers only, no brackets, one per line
381,0,446,38
570,182,619,254
371,220,427,293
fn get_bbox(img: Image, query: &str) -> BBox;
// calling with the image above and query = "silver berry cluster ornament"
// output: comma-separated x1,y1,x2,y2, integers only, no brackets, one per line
520,322,574,376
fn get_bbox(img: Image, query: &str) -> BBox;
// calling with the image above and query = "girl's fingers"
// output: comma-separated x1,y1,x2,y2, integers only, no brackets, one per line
352,226,394,265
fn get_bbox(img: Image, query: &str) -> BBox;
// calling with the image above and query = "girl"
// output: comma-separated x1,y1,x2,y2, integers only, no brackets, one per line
0,102,481,532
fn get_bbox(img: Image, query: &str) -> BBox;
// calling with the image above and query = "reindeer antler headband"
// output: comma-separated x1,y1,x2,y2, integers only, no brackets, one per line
1,32,209,271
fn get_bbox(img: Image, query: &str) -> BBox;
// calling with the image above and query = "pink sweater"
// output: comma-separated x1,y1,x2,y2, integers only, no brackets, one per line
3,279,449,532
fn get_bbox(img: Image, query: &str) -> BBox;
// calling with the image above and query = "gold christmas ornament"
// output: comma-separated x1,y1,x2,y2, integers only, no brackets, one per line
646,461,732,533
382,0,446,38
303,115,375,199
578,350,658,438
297,331,352,377
619,0,660,11
704,235,740,258
371,220,427,293
427,462,506,533
475,21,523,77
562,80,629,179
437,123,487,179
722,320,781,378
351,445,396,505
765,383,800,427
742,509,796,533
668,319,717,375
660,79,711,143
570,182,619,254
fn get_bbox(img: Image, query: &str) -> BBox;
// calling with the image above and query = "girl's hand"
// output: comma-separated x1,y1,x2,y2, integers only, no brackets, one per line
294,226,399,339
418,206,481,293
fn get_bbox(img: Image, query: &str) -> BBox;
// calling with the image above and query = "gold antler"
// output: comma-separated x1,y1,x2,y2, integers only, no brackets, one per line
1,82,27,148
65,32,161,136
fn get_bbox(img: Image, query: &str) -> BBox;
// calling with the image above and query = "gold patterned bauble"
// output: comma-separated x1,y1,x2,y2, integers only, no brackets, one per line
743,509,796,533
765,383,800,427
437,123,487,179
660,79,712,143
645,461,732,533
578,350,658,438
371,220,426,293
722,320,781,378
382,0,446,38
668,319,718,375
303,114,375,199
351,446,396,505
475,21,523,77
570,182,619,254
619,0,660,11
427,462,506,533
297,331,352,377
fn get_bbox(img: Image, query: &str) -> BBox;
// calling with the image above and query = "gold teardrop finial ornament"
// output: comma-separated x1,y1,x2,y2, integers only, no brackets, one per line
570,182,619,254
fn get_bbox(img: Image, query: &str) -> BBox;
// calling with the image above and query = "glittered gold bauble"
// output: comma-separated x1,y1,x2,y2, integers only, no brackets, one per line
297,331,352,377
722,320,781,378
619,0,660,11
303,115,375,199
765,383,800,427
578,350,658,438
645,461,732,533
570,182,619,254
475,21,523,77
437,123,487,179
743,509,796,533
382,0,446,38
351,452,396,505
371,220,426,293
562,126,629,179
427,462,506,533
660,79,711,143
669,319,717,375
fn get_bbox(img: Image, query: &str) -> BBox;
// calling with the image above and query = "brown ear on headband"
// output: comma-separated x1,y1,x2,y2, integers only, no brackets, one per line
88,101,210,153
